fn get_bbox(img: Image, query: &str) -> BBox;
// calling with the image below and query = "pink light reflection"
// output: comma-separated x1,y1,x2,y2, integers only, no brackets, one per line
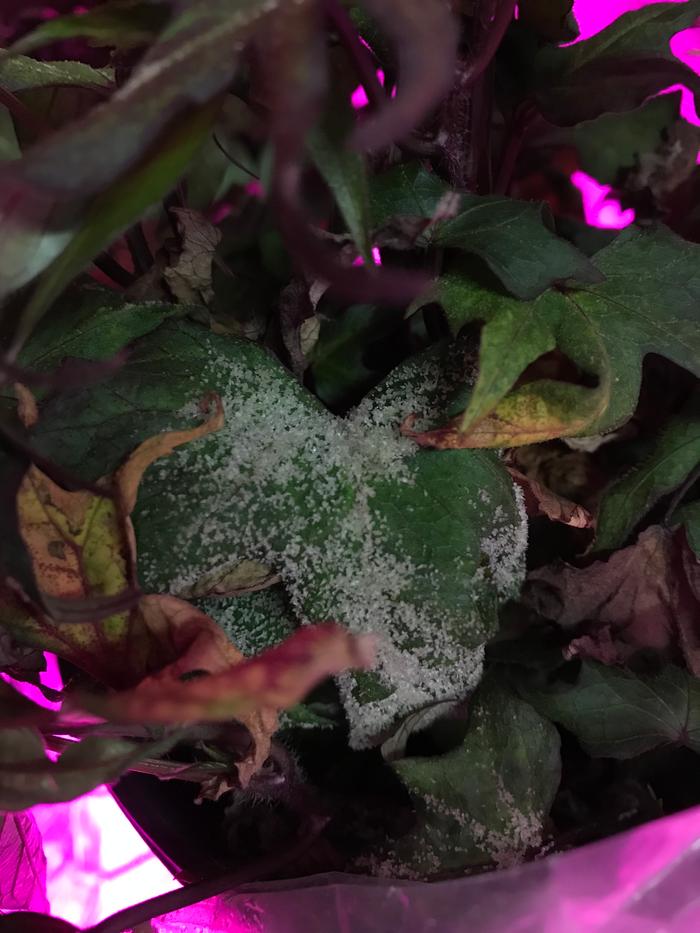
571,170,636,228
351,70,397,109
352,245,382,265
28,656,179,927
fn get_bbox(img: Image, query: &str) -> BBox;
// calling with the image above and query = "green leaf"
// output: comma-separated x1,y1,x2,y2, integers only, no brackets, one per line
308,126,373,261
429,226,700,444
369,162,452,227
519,661,700,759
675,501,700,558
389,679,560,876
566,92,682,187
12,105,215,350
194,587,296,657
0,56,113,93
310,304,401,410
8,0,170,55
0,729,177,810
16,286,175,376
0,105,20,162
535,1,700,124
0,0,279,306
596,391,700,551
432,196,602,300
370,163,601,299
28,316,527,748
518,0,578,41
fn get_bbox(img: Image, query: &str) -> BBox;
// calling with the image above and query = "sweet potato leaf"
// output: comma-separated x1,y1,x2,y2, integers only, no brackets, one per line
564,91,683,187
28,317,527,748
7,0,170,55
370,162,601,299
596,390,700,551
308,126,373,262
534,1,700,125
0,813,48,913
389,678,560,876
519,661,700,759
0,56,113,94
0,0,280,311
413,226,700,447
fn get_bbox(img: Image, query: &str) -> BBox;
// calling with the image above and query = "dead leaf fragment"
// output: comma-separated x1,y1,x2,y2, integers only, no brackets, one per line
525,526,700,672
163,207,222,304
508,467,592,529
14,383,38,428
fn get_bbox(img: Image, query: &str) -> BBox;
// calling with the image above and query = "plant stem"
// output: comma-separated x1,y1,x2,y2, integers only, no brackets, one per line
494,101,537,195
86,817,328,933
464,0,518,90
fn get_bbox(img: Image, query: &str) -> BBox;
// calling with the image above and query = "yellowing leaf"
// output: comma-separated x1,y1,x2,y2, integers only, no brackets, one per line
403,381,607,450
1,395,224,686
79,623,375,723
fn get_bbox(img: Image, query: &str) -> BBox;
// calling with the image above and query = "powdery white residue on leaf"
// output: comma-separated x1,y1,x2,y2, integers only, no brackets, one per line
479,484,528,599
136,341,525,748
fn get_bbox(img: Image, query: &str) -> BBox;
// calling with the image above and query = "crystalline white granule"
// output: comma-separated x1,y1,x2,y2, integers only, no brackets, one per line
138,344,526,748
479,485,528,599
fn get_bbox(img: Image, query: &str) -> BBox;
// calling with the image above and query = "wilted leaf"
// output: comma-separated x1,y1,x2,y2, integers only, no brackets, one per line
596,391,700,551
525,526,700,673
534,1,700,125
389,679,560,876
519,661,700,759
28,318,527,748
0,813,48,912
414,226,700,446
0,728,178,810
0,391,223,687
508,466,592,529
163,208,222,305
80,622,374,723
371,163,601,299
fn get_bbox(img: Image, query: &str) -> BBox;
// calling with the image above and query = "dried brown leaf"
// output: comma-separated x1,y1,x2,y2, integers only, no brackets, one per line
508,466,592,529
525,526,700,672
163,208,222,304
